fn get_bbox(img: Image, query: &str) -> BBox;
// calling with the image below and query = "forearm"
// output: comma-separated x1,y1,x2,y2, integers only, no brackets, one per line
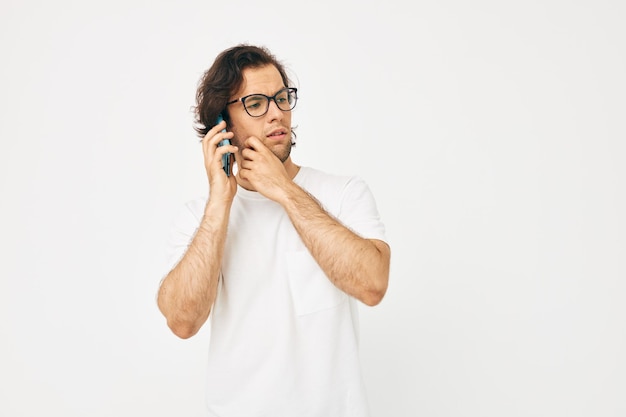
157,199,230,338
278,183,390,306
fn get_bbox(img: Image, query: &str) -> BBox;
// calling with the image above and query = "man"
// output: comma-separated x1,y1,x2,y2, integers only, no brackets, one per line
157,44,390,417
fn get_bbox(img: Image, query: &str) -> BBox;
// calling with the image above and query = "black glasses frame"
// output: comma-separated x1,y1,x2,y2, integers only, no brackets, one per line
227,87,298,117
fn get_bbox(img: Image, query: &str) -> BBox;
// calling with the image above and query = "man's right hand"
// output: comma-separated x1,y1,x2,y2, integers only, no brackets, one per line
202,120,238,201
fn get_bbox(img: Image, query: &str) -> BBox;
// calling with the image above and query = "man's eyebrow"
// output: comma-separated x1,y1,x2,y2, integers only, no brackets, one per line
245,86,287,96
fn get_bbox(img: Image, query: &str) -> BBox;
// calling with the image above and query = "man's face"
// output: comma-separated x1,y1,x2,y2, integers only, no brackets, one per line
227,64,293,163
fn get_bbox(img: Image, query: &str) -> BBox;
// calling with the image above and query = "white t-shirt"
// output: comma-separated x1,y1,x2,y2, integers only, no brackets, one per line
166,166,387,417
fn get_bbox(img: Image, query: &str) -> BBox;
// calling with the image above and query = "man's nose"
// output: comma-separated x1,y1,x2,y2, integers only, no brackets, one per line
266,98,283,119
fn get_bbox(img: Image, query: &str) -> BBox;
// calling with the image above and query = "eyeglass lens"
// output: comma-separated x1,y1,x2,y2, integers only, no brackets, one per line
243,88,297,117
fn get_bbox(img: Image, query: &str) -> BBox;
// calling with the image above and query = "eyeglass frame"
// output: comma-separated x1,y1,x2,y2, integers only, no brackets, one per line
226,87,298,117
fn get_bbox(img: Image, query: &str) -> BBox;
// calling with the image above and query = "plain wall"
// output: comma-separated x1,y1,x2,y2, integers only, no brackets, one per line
1,0,624,416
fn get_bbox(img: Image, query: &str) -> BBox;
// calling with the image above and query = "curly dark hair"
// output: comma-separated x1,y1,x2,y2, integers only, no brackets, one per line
193,44,293,138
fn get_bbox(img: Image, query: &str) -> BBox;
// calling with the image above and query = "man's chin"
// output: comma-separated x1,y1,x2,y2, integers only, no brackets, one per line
272,142,292,163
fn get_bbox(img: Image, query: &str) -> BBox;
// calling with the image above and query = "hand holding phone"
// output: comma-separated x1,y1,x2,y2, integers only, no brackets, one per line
216,114,232,176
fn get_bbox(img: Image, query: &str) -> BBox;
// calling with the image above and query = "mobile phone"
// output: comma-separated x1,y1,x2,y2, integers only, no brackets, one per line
216,114,232,176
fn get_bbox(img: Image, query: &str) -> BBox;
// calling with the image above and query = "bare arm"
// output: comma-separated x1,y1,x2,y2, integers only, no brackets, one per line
157,120,238,338
238,137,390,306
157,200,231,338
279,183,390,305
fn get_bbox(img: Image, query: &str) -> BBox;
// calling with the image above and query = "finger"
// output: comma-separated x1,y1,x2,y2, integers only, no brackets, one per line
215,144,238,157
232,149,243,174
207,131,234,149
203,134,234,168
203,121,233,146
202,121,223,143
240,147,256,161
243,136,265,151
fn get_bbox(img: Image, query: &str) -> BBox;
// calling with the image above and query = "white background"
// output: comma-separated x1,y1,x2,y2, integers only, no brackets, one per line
1,0,625,416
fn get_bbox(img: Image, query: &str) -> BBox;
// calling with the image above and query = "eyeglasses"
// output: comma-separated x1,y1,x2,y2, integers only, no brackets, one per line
227,87,298,117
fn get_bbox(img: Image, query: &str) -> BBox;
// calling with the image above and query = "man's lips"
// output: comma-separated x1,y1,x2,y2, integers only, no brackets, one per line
267,129,288,140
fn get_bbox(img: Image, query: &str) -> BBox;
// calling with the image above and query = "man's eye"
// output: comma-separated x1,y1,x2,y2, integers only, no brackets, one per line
245,97,264,109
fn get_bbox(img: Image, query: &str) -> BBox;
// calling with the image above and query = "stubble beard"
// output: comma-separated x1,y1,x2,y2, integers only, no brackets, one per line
273,138,292,163
231,130,293,163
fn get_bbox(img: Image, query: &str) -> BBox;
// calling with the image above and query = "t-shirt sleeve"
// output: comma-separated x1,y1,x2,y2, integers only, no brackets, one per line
337,177,387,243
164,199,205,273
